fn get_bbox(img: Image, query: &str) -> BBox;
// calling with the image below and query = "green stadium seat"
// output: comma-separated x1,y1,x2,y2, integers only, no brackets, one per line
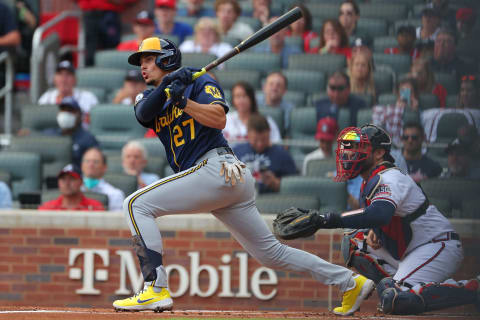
237,16,262,31
357,108,373,127
280,176,347,212
419,93,440,110
182,53,217,69
461,199,477,219
104,173,138,197
76,68,126,92
420,178,480,212
255,194,320,214
214,70,261,90
288,54,346,76
289,107,316,139
284,91,306,108
283,70,326,94
374,53,411,75
94,50,136,71
258,106,284,134
0,152,41,199
306,3,339,19
354,93,374,108
373,36,398,53
225,53,281,75
356,18,388,38
436,113,470,142
435,73,458,94
429,197,452,218
136,138,168,157
378,93,396,106
21,104,58,133
374,66,395,95
337,108,351,130
9,136,72,180
305,158,336,179
445,95,458,108
359,3,408,22
89,104,146,138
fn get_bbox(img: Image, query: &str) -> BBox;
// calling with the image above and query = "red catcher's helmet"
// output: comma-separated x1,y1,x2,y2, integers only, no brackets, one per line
334,124,393,181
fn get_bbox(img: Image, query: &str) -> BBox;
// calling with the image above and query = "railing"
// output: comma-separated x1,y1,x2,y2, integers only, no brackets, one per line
30,10,85,103
0,51,14,143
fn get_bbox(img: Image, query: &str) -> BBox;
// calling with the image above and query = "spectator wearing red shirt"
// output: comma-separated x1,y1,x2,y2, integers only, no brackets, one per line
314,19,351,60
38,164,105,211
384,25,420,59
286,3,318,53
117,10,156,51
409,58,447,108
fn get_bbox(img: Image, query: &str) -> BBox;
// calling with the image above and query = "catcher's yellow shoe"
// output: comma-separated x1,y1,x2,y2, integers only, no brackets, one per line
333,275,374,316
113,284,173,312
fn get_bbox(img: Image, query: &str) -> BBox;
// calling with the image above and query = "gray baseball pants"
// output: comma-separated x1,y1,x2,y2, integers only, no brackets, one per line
123,148,353,292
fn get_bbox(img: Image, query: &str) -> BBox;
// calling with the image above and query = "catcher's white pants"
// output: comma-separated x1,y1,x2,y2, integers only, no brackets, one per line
123,148,353,291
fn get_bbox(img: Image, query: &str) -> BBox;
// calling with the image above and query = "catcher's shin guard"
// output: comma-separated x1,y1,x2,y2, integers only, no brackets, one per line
377,278,424,315
416,279,479,312
132,235,163,281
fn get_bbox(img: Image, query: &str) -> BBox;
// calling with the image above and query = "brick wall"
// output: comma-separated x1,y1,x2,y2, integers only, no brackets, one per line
0,211,479,313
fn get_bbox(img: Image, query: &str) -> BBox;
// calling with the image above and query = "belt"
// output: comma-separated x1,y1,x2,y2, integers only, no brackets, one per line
431,232,460,243
215,146,234,156
195,147,235,164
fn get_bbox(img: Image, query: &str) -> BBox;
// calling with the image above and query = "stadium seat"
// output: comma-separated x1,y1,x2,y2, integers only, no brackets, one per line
435,73,458,94
378,93,396,106
76,68,126,92
357,108,373,127
21,104,58,133
104,173,138,197
306,3,339,20
283,70,326,94
359,3,408,22
289,107,316,139
421,178,480,212
429,197,452,218
373,36,398,53
280,176,347,212
284,91,306,108
225,52,281,75
95,50,136,71
445,95,458,108
373,53,411,75
337,108,351,130
41,190,109,209
354,93,374,108
255,194,320,214
356,18,388,38
435,113,469,142
374,66,395,95
305,158,336,179
419,93,440,110
288,54,346,76
182,53,217,69
285,36,303,50
0,152,41,199
9,136,72,180
237,16,262,31
136,138,168,157
89,104,146,138
258,106,284,135
214,70,261,90
461,199,477,219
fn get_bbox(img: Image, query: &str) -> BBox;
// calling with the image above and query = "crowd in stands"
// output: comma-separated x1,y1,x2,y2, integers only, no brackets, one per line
1,0,479,215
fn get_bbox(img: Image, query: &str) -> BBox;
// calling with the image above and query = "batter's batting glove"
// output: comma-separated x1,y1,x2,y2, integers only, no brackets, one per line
163,67,201,86
220,160,246,186
167,79,188,109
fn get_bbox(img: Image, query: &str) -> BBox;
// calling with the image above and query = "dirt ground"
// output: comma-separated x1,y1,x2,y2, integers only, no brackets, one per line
0,307,478,320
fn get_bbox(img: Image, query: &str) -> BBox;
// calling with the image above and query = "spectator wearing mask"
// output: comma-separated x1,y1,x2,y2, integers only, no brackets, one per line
233,114,296,194
38,60,98,128
314,19,351,60
384,25,420,59
223,81,281,146
258,71,294,132
43,97,99,168
179,17,232,60
286,3,318,53
81,147,125,211
409,58,447,108
215,0,253,41
302,117,338,175
117,10,156,51
177,0,215,18
315,71,366,127
113,70,146,105
154,0,193,44
38,164,105,211
253,16,301,68
348,46,376,103
121,141,160,188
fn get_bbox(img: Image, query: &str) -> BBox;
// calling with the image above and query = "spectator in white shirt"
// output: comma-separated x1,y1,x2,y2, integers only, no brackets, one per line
81,147,125,211
179,17,232,68
38,60,98,128
223,81,281,146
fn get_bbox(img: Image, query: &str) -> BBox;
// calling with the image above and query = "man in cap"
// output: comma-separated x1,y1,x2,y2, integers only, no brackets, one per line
384,25,420,59
154,0,193,44
442,137,480,179
38,164,105,211
455,7,479,62
177,0,215,18
417,8,441,42
117,10,156,51
38,60,99,128
112,69,147,105
44,96,99,168
302,117,338,175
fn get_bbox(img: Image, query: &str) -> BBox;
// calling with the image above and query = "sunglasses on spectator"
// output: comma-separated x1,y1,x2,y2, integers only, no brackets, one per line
401,135,420,141
329,84,347,91
462,75,476,81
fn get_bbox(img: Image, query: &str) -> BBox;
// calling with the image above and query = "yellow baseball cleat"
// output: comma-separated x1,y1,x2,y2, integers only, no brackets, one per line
113,284,173,312
333,275,375,316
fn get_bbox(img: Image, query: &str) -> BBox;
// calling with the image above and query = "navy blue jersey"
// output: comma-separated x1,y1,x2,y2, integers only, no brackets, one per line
135,73,230,173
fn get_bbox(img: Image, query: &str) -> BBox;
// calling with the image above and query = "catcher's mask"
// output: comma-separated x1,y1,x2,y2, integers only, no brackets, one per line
128,37,181,71
335,124,393,181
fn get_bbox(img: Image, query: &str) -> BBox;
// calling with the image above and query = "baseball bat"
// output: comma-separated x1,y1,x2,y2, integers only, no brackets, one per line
166,7,302,97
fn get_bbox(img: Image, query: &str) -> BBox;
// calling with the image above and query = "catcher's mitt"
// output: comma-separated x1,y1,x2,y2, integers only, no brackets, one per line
273,207,323,240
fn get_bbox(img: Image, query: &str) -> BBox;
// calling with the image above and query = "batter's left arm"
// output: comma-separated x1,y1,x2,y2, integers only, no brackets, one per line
184,101,226,130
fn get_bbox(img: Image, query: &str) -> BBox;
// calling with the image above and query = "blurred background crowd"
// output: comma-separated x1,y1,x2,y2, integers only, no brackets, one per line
0,0,478,218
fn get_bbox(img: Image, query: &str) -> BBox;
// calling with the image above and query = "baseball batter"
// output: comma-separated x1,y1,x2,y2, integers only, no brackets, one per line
275,124,479,315
112,37,374,315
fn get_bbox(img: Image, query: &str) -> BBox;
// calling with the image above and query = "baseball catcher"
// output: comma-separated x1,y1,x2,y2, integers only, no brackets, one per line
274,124,479,315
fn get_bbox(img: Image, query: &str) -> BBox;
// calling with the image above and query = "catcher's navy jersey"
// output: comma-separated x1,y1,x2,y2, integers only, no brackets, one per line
136,73,230,173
